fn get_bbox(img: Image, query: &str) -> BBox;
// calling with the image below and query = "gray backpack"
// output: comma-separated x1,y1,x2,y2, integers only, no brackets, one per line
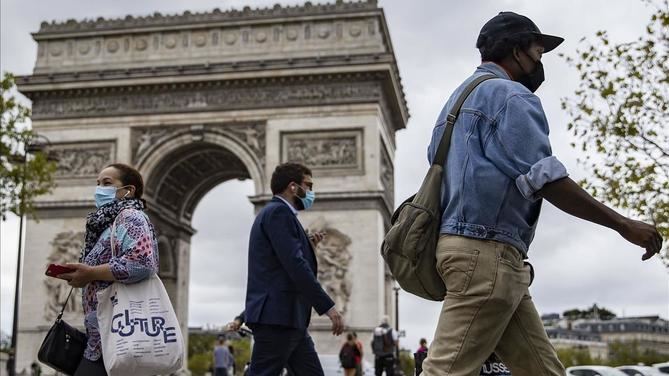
381,74,495,301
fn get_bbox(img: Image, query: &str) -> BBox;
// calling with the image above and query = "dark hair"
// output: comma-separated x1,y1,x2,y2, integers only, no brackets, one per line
106,163,147,208
476,32,539,62
420,338,427,345
347,333,354,341
270,163,312,195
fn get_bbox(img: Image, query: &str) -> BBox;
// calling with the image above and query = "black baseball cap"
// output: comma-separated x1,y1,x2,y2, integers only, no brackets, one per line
477,11,564,53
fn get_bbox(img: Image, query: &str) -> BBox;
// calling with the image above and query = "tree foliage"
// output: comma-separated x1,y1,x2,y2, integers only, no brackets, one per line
607,340,667,366
187,332,250,375
563,304,617,321
557,341,665,367
561,0,669,267
556,347,598,367
399,349,416,376
0,72,56,220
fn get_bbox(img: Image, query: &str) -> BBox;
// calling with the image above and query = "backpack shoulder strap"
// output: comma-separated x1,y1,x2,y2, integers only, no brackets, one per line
432,74,496,166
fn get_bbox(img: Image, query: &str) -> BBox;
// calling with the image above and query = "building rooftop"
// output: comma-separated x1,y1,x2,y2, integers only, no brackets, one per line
35,0,379,35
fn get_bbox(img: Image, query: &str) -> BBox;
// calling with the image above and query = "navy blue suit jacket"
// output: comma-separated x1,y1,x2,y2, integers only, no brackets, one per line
244,197,334,329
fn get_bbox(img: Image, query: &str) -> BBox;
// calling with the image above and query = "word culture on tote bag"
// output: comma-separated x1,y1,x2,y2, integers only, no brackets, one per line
96,212,184,376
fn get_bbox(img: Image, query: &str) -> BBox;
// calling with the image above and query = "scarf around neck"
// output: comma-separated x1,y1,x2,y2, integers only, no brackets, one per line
81,198,144,261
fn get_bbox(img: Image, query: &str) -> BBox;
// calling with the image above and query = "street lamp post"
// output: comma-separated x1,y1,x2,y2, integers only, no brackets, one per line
393,285,399,332
393,284,402,376
9,135,54,376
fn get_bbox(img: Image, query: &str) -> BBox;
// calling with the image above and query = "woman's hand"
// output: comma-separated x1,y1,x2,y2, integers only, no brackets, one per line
59,263,95,288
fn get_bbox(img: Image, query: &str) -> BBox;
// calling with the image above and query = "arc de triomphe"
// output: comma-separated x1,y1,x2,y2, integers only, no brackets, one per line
15,0,408,372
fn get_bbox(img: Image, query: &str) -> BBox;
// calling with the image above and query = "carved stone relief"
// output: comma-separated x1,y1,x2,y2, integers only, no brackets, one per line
132,123,266,169
156,233,177,279
35,15,385,74
308,218,352,316
44,231,85,321
227,123,266,168
133,127,170,163
48,142,115,179
31,80,382,120
37,1,380,35
282,129,363,175
380,142,394,206
135,123,262,215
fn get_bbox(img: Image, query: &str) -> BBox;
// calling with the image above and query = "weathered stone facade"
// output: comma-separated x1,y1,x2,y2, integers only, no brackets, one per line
16,0,407,373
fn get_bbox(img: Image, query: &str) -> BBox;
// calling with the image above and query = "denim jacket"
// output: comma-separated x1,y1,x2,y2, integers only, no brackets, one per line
427,62,568,257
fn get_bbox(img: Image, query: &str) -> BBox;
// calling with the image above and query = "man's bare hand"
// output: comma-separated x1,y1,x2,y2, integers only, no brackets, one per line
326,307,344,336
224,319,242,332
307,231,327,248
618,218,663,260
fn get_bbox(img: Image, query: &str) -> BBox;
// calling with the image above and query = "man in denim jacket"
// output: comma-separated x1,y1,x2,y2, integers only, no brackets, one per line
422,12,663,376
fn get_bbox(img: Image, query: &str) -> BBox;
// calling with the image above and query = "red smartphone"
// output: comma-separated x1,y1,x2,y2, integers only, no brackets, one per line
45,264,75,278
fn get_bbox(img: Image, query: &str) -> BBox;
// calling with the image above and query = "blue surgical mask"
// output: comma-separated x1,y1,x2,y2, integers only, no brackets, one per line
300,190,316,210
95,186,127,208
295,184,316,210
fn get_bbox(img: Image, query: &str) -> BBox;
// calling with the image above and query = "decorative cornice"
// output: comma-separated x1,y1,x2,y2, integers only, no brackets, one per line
36,0,378,36
17,53,394,86
35,199,94,209
22,0,408,125
24,71,406,132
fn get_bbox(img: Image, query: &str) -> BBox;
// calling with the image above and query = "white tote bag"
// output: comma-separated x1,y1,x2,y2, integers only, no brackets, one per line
97,214,184,376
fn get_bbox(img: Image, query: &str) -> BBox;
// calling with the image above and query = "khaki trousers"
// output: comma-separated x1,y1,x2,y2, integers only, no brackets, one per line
422,235,565,376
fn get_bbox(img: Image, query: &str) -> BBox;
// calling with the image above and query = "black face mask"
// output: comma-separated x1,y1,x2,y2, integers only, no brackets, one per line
515,50,545,92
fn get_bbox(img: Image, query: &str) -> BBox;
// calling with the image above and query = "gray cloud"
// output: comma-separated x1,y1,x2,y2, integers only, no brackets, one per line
1,0,667,353
188,181,254,327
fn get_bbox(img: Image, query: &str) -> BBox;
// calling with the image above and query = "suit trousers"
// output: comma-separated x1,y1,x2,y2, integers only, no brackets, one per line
248,323,324,376
422,235,565,376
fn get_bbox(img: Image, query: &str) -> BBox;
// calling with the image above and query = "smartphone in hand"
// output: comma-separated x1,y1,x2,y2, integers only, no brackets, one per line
45,264,75,278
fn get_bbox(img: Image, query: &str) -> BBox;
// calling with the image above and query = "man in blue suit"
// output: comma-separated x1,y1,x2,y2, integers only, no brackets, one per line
244,162,344,375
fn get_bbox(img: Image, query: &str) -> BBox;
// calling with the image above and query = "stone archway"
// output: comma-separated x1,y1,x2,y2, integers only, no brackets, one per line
14,1,408,373
134,124,266,344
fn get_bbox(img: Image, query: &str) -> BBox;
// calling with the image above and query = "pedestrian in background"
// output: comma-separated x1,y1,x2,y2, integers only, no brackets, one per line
339,333,362,376
415,338,428,375
371,316,398,376
213,337,234,376
352,332,364,376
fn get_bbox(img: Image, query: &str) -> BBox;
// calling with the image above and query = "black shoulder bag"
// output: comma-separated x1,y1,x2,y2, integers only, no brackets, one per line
37,287,87,375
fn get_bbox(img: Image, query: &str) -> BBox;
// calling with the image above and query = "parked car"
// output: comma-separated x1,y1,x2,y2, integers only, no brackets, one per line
567,365,629,376
617,365,666,376
653,362,669,374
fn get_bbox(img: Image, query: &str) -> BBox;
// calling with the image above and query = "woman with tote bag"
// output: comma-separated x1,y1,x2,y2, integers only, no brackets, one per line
59,163,182,376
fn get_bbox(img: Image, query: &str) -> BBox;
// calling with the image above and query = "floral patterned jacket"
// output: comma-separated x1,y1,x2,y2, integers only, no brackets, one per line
81,209,159,361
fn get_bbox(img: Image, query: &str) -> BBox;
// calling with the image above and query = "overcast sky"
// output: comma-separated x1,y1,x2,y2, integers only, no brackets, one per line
1,0,668,352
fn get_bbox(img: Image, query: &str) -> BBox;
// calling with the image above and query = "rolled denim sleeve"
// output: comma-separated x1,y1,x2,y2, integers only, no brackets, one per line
515,156,568,201
485,93,568,201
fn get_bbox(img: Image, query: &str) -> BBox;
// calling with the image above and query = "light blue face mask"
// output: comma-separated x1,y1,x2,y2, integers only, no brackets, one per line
94,186,127,208
296,185,316,210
